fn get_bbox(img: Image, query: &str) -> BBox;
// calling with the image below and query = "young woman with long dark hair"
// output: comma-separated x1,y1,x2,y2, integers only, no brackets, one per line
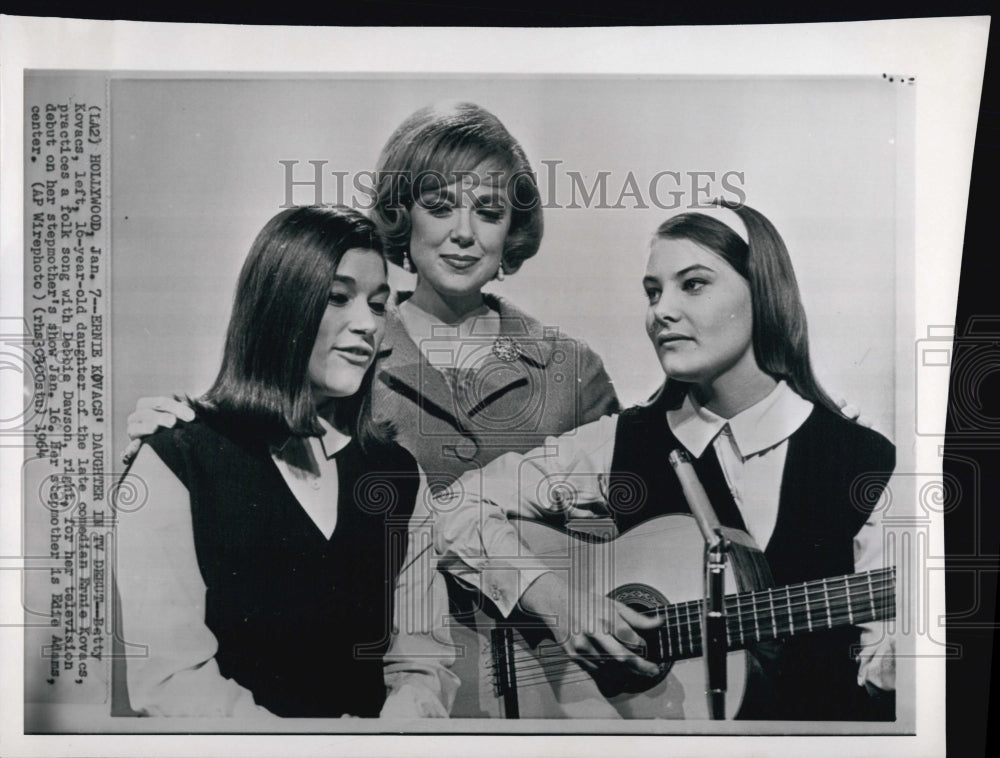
117,207,422,717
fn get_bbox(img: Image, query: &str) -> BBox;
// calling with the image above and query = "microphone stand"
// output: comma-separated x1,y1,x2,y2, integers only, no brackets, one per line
668,449,729,720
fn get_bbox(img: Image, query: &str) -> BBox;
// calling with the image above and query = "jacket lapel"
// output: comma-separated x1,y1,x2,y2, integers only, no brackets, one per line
377,306,460,424
376,293,560,426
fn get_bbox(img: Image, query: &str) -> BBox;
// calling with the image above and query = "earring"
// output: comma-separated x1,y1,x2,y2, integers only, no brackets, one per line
402,250,413,273
494,263,505,282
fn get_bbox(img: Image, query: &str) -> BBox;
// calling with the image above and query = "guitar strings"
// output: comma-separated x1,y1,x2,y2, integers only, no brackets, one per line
496,598,894,688
496,586,895,662
490,569,895,687
494,586,894,663
496,600,896,689
649,592,894,658
650,573,895,647
643,568,895,621
495,595,894,681
491,592,895,686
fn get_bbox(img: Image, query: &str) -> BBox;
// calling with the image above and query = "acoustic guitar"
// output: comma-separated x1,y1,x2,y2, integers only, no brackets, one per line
446,514,894,719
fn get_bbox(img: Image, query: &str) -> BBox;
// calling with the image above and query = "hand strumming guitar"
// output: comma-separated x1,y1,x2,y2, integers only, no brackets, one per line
517,570,664,692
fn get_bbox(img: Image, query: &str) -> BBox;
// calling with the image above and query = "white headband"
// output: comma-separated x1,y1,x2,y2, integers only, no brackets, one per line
669,203,749,244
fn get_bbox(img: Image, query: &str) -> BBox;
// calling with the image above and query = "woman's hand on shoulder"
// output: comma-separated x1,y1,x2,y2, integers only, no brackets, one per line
121,396,196,465
835,395,873,429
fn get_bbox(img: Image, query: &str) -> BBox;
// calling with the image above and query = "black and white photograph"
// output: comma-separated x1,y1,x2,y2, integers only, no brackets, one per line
0,14,989,758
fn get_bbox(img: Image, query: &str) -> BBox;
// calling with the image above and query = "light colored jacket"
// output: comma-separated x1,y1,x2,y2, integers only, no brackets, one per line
373,292,620,488
376,292,620,717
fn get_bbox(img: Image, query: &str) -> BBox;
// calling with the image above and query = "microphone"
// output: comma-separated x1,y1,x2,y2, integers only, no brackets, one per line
668,448,728,719
667,449,721,548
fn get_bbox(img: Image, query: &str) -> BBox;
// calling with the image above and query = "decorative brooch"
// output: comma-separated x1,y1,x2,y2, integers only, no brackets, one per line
491,336,522,362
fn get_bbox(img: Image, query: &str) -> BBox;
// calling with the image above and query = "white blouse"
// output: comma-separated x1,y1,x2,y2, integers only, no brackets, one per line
666,380,814,549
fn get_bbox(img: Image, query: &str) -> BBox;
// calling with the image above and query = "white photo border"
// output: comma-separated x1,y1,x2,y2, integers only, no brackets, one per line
1,14,990,758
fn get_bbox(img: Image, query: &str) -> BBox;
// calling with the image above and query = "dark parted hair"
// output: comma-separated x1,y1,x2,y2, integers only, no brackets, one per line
197,205,392,447
371,101,544,274
653,200,842,415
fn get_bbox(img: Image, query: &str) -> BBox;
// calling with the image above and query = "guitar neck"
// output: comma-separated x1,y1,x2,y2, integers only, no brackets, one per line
651,566,896,663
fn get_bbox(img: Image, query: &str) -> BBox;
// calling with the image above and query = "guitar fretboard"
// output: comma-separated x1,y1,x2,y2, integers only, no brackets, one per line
650,566,895,663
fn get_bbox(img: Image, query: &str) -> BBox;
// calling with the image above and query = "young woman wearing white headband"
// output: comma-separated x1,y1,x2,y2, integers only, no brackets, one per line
435,201,896,720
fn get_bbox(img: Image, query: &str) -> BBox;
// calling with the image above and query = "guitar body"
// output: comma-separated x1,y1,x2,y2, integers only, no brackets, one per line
454,514,775,719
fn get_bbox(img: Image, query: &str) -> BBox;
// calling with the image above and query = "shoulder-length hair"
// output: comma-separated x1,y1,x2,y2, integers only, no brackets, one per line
653,201,841,415
371,101,544,275
197,205,392,447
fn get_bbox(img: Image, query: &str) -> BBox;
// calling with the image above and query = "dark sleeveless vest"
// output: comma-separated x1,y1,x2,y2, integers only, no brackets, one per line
145,416,418,717
608,393,896,720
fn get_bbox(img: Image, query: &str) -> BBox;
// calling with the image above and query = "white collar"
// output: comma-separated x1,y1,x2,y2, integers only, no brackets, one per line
666,380,814,459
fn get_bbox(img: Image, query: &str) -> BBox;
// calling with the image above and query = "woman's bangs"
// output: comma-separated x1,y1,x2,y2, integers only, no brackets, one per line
410,140,515,196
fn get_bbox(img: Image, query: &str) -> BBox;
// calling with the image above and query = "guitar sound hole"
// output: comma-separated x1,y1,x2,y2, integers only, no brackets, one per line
607,583,672,694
